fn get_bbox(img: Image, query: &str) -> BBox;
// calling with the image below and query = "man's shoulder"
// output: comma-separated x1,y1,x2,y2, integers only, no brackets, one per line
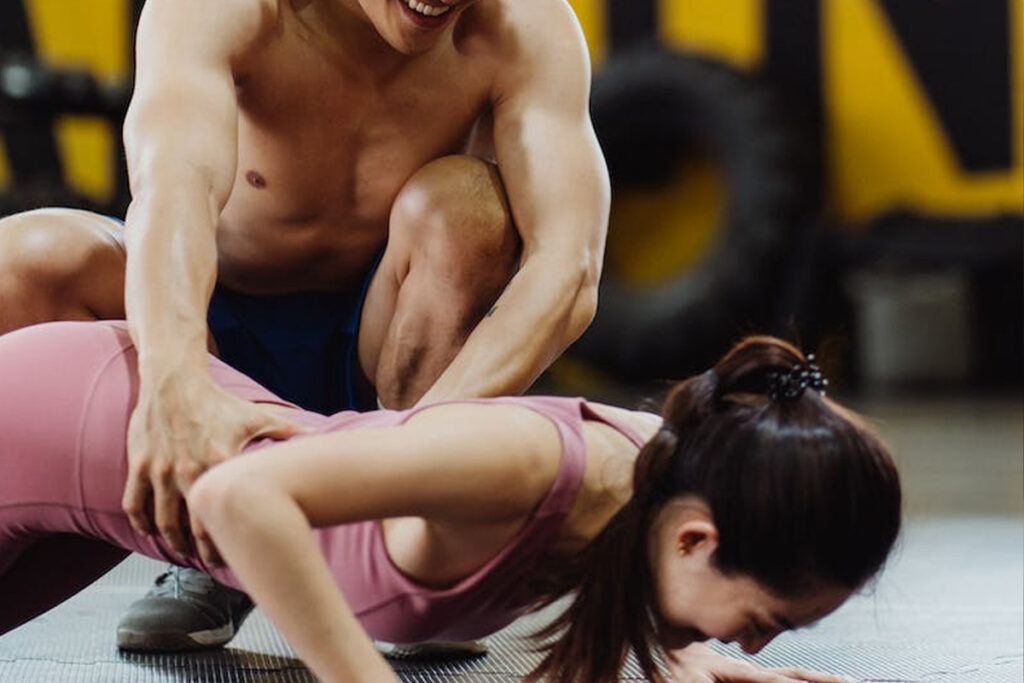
136,0,281,54
460,0,588,61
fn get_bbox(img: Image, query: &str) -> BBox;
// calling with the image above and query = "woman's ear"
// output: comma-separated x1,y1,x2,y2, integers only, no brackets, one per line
675,519,719,558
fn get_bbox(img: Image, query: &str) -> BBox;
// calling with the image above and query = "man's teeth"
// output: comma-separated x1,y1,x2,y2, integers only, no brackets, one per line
405,0,451,17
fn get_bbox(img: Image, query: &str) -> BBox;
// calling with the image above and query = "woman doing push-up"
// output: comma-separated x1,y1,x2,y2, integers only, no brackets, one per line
0,321,900,683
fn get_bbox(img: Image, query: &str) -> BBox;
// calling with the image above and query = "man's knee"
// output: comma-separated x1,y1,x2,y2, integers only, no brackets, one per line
0,209,126,328
389,155,520,286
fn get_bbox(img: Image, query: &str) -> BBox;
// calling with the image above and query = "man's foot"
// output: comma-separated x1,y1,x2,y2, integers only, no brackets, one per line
376,640,489,659
116,567,254,652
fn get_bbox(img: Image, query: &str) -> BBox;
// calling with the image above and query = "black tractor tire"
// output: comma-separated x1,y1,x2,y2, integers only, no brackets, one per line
573,48,817,379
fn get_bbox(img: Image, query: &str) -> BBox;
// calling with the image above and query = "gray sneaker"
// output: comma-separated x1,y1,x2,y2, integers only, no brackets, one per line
116,567,254,651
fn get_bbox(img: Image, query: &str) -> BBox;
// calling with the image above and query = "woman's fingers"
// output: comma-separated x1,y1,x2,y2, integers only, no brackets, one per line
666,643,852,683
772,667,852,683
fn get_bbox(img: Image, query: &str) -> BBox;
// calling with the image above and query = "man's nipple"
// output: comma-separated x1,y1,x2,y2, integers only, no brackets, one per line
246,170,267,189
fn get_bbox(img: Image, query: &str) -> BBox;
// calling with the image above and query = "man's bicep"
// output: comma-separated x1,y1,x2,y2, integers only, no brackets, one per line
491,5,609,254
493,97,609,260
126,0,271,194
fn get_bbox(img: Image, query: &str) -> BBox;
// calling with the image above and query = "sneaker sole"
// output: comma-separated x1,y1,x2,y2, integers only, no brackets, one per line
116,623,235,652
376,639,490,659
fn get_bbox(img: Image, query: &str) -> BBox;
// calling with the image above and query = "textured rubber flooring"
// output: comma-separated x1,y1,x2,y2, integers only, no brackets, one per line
0,516,1020,682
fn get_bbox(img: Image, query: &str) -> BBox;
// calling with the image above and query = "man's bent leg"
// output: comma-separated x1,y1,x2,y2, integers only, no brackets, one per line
359,155,520,409
0,208,127,333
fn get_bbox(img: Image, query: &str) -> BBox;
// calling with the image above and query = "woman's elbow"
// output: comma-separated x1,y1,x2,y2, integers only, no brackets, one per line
187,466,249,530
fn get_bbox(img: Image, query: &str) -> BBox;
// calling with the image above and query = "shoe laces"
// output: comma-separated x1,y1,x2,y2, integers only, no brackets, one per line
152,566,216,600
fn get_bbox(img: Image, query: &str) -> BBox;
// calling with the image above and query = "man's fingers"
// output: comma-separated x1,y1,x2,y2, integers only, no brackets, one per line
249,409,305,443
121,466,153,535
174,456,205,495
190,516,224,567
153,475,187,554
197,536,224,567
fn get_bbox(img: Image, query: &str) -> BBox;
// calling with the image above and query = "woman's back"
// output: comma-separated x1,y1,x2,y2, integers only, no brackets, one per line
0,320,651,642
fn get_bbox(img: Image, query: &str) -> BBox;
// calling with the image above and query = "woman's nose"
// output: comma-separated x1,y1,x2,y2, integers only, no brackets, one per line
739,633,774,655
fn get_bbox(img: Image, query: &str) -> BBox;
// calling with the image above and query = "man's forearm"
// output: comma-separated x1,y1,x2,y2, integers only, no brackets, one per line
417,255,598,403
123,171,220,379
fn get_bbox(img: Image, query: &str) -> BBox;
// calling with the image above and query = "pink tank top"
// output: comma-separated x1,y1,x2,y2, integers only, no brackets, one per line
238,396,646,644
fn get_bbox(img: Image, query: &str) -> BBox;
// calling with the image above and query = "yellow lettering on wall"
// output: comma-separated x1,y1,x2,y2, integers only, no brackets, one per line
825,0,1024,225
0,141,11,190
23,0,129,202
660,0,763,70
567,0,609,68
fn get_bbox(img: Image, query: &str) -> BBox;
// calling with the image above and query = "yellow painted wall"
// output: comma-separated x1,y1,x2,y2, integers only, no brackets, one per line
660,0,764,70
824,0,1024,224
567,0,609,68
0,0,130,200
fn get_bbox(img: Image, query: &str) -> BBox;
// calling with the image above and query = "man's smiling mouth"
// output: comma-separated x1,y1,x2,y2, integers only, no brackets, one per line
402,0,451,18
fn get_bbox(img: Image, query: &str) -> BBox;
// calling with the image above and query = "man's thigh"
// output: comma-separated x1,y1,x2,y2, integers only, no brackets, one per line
0,208,126,333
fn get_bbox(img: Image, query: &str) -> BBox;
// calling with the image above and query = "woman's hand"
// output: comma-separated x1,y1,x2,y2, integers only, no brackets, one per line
667,643,851,683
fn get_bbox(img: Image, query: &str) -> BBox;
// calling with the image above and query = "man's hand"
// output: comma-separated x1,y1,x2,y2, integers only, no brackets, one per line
123,372,303,563
667,643,851,683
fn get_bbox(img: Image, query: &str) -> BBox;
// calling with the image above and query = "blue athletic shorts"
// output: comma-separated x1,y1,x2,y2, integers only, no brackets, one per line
109,215,379,413
206,257,381,415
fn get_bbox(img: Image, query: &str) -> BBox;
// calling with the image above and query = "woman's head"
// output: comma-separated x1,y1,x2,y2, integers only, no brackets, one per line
529,335,901,683
648,498,853,657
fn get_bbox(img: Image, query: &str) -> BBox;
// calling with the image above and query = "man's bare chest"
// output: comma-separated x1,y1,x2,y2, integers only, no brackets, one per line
231,44,492,220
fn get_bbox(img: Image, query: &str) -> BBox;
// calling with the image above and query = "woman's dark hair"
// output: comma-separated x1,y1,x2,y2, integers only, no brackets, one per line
526,335,902,683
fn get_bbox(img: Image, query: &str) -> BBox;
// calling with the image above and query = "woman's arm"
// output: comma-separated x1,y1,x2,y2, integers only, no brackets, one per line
188,474,397,683
186,401,562,682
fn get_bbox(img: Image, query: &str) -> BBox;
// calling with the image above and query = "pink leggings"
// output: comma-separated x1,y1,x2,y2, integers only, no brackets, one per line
0,321,324,635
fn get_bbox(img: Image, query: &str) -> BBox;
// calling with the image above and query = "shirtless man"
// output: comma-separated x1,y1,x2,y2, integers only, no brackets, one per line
0,0,607,651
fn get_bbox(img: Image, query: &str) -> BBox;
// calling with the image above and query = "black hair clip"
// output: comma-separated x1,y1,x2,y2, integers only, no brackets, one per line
767,354,828,401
